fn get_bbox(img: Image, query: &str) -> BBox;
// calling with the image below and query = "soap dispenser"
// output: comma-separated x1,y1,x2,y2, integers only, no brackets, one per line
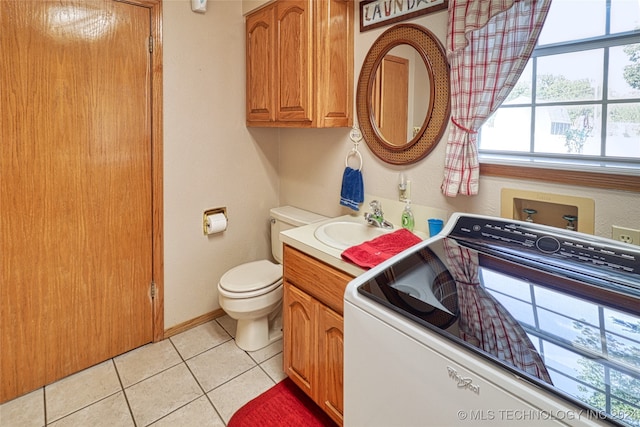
401,200,415,231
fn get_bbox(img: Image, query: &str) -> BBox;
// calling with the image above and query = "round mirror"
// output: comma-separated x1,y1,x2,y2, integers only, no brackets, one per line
357,24,450,165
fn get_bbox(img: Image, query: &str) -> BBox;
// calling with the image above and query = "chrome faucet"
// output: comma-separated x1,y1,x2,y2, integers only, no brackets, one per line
364,200,394,229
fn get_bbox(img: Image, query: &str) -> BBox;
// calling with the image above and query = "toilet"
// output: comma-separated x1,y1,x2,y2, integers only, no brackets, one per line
217,206,327,351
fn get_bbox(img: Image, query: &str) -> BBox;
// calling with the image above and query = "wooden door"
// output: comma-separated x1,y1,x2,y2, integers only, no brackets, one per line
375,54,409,145
317,305,344,425
314,0,353,128
1,0,155,402
276,0,312,122
246,4,275,123
283,284,315,396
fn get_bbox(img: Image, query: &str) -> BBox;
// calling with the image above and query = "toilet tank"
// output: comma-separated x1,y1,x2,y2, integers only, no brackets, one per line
270,206,327,263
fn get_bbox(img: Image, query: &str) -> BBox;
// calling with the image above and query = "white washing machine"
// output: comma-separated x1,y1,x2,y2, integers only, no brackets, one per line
345,213,640,427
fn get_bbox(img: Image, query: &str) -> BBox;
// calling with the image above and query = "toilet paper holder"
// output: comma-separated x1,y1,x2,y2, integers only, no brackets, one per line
203,207,228,235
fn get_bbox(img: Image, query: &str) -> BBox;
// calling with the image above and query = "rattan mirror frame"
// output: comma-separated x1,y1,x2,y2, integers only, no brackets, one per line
357,24,450,165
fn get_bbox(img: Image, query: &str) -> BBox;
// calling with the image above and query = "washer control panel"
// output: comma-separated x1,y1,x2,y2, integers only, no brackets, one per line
449,215,639,277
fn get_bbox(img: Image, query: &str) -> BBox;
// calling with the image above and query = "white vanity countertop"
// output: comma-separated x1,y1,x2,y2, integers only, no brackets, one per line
280,197,448,277
280,214,368,277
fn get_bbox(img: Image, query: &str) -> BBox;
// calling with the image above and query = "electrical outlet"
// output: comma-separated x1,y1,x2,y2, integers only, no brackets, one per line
612,225,640,246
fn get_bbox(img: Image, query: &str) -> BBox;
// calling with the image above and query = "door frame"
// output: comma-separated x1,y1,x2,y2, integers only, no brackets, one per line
125,0,164,341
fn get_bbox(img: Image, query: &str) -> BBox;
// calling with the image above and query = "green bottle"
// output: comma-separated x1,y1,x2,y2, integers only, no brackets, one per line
401,200,415,231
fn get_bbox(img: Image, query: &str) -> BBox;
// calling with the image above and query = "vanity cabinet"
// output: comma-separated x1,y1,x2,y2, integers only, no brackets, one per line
283,245,353,426
245,0,353,128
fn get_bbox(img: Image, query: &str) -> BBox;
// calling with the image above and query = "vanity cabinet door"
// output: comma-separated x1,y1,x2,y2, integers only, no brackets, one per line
317,304,344,425
282,245,351,426
283,284,344,426
283,283,315,396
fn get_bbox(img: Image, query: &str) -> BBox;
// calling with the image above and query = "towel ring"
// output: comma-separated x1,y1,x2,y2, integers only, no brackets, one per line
345,148,363,171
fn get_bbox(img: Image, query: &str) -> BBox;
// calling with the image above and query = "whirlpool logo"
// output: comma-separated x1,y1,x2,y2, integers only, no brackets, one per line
447,366,480,395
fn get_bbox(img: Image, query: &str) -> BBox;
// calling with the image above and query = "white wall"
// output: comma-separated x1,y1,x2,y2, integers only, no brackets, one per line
163,0,279,329
278,9,640,237
242,0,271,15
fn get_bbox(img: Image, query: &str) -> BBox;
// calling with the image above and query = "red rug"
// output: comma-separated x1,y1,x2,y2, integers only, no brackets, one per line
228,378,338,427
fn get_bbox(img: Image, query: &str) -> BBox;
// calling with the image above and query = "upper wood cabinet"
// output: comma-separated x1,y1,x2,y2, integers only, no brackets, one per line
245,0,354,128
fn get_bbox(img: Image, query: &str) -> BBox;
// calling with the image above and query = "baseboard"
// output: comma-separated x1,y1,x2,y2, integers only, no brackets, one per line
163,308,227,339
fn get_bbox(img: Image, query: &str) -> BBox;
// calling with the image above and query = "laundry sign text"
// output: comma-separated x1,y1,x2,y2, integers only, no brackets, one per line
359,0,448,32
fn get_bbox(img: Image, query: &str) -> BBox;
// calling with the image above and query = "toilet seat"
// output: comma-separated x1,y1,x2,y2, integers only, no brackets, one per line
219,260,283,299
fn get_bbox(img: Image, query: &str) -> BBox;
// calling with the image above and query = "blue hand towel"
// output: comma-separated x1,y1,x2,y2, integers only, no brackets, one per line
340,167,364,211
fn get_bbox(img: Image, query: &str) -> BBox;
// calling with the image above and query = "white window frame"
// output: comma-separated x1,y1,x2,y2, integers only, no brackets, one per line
478,10,640,190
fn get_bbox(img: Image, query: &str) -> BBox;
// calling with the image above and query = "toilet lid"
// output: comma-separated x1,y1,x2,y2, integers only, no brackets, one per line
219,260,283,293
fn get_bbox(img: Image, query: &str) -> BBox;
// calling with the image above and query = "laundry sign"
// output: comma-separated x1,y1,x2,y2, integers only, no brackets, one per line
359,0,449,32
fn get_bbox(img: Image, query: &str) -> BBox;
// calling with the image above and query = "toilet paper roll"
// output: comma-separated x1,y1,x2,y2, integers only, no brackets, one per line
205,213,227,235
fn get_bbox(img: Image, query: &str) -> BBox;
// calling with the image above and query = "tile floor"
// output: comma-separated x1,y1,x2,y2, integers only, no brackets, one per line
0,315,287,427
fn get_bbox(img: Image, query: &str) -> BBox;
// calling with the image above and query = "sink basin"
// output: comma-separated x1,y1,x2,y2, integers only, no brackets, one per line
314,221,391,250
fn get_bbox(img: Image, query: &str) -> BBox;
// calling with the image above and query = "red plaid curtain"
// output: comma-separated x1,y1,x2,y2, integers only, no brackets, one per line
443,240,553,384
441,0,551,197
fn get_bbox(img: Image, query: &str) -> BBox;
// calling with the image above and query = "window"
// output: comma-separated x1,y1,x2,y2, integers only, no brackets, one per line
479,0,640,177
482,270,640,426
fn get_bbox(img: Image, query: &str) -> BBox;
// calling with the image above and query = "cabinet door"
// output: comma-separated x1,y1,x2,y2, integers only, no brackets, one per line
314,0,353,128
283,283,315,395
276,0,312,122
317,304,344,425
246,5,275,123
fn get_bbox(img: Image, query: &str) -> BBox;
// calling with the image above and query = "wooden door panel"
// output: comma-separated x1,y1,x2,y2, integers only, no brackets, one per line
276,0,311,122
318,305,344,425
283,284,314,395
379,55,409,145
246,5,275,122
315,0,353,128
1,0,154,402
